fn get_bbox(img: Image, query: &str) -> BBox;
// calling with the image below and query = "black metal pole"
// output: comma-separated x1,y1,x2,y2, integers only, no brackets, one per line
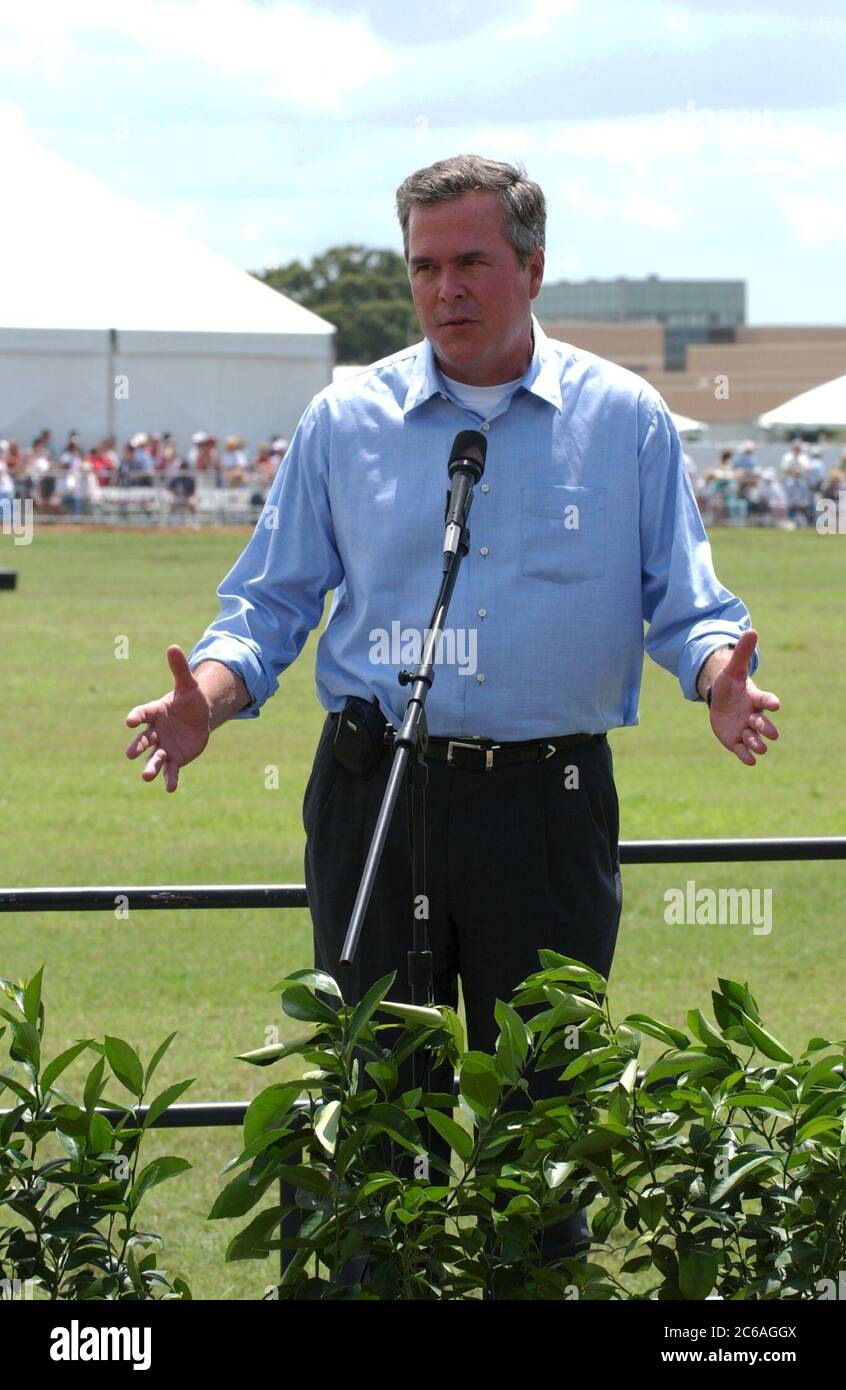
339,558,466,975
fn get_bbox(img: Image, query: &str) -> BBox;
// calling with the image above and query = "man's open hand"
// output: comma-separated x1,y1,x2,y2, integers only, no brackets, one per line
125,645,210,792
708,629,780,766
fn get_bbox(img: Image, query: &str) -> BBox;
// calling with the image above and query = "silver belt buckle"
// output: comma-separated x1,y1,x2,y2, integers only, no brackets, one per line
446,739,501,771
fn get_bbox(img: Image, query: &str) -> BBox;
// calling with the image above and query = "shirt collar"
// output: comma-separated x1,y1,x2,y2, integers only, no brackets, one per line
402,313,562,416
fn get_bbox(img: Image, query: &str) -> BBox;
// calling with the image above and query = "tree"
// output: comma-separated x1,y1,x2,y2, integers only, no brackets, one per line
253,245,420,364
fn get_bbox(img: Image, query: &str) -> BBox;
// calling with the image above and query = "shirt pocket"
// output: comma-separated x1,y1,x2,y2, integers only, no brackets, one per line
520,484,607,584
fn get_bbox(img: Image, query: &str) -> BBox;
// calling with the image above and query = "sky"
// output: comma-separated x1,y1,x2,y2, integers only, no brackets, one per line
1,0,845,324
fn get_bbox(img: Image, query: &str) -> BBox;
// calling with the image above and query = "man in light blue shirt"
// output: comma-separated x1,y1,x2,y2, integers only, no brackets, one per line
125,154,781,1279
180,313,763,741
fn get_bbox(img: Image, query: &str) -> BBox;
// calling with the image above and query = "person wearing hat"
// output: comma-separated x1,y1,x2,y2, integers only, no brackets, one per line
780,437,809,477
734,440,757,473
125,154,780,1278
189,431,220,483
129,433,155,487
222,434,249,487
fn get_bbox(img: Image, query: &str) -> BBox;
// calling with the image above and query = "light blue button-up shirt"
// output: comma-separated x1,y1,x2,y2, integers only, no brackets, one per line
187,317,758,739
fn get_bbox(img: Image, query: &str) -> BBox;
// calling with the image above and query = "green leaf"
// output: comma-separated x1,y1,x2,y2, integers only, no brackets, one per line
544,1159,575,1189
424,1107,473,1162
735,1014,793,1063
129,1155,191,1208
717,978,761,1024
686,1008,730,1051
209,1166,280,1220
22,966,44,1027
9,1020,40,1068
314,1100,341,1156
143,1078,195,1130
144,1032,177,1088
0,1072,35,1104
533,951,606,991
104,1036,144,1097
366,1102,427,1154
83,1057,107,1113
347,973,396,1047
236,1034,318,1066
494,1000,531,1064
638,1191,667,1229
709,1153,778,1203
592,1200,622,1242
376,1000,446,1028
567,1123,632,1158
621,1013,688,1049
244,1084,303,1148
225,1207,285,1262
280,984,341,1026
88,1110,113,1153
679,1248,718,1300
619,1057,638,1093
643,1050,724,1084
562,1044,627,1080
271,969,343,999
799,1053,845,1100
796,1114,844,1143
41,1039,94,1092
277,1164,331,1195
721,1090,791,1115
459,1053,503,1119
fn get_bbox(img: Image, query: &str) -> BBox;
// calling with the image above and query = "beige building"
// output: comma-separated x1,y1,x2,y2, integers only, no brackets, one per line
540,320,846,425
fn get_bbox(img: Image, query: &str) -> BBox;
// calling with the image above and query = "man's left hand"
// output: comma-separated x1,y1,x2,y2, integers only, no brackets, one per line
708,629,780,766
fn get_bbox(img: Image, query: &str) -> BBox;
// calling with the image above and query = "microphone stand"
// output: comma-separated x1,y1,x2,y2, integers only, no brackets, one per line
340,512,472,1117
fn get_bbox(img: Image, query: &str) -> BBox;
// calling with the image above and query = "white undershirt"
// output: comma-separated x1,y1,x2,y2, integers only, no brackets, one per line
440,371,524,419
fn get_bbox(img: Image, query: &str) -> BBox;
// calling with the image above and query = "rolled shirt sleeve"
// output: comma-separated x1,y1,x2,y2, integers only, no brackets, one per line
638,394,760,701
187,398,344,718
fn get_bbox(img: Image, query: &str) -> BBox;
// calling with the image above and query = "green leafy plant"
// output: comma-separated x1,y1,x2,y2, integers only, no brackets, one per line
214,956,846,1300
0,967,193,1300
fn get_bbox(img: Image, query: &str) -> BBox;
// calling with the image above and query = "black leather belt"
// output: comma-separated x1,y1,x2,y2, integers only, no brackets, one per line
327,707,604,773
420,731,604,773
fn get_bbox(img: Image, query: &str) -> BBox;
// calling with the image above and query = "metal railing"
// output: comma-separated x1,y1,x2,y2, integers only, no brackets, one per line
2,835,844,1281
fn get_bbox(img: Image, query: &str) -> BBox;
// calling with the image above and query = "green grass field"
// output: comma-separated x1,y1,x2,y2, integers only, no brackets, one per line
1,523,844,1297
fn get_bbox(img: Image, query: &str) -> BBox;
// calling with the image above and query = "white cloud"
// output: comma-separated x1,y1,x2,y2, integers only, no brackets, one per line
500,0,578,40
0,0,392,112
619,194,684,231
564,180,609,214
778,192,846,246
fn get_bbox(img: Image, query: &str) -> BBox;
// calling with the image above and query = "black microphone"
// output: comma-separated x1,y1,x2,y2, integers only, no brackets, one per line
443,429,487,564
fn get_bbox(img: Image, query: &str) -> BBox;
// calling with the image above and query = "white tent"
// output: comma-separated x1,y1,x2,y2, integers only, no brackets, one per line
0,108,335,452
758,375,846,429
671,412,707,435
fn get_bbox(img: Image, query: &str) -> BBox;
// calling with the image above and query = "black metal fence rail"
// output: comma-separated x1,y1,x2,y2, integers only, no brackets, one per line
1,837,845,915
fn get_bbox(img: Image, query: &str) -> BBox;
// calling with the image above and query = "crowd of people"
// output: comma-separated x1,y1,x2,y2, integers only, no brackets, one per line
3,425,845,532
0,428,290,518
689,438,846,528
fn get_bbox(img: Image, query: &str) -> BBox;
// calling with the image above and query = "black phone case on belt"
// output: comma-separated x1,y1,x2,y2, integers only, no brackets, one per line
332,696,389,776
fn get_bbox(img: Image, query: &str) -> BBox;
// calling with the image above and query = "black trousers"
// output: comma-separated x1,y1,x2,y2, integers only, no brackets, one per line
302,712,623,1265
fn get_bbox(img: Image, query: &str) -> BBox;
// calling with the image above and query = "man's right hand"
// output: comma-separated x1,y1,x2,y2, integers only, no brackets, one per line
125,645,211,792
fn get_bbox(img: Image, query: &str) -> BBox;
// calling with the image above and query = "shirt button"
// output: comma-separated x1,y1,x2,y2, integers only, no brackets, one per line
476,673,485,683
481,422,490,431
479,545,489,556
478,608,487,617
481,483,490,493
440,393,448,401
